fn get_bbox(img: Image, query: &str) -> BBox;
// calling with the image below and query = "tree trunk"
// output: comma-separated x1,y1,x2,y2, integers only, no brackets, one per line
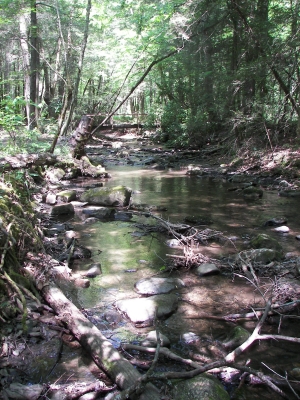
29,0,39,129
36,279,160,400
49,0,92,153
19,14,31,128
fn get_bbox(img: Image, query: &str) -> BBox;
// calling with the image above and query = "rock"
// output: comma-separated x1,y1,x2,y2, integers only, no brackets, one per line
242,185,263,199
84,263,102,278
238,248,281,264
195,263,220,276
73,278,90,288
296,235,300,241
170,374,230,400
129,203,167,212
274,225,289,233
2,383,44,400
80,185,132,207
57,189,77,202
264,217,287,226
116,293,178,326
51,203,75,216
184,215,213,225
83,217,100,224
279,190,300,197
104,310,122,325
166,239,181,247
72,245,92,260
45,192,57,205
140,330,170,347
181,332,200,344
82,206,115,219
114,211,133,221
134,277,185,295
223,326,250,349
250,233,283,253
290,368,300,380
46,167,65,183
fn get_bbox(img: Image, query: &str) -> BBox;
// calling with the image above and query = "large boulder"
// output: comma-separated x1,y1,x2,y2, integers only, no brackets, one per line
134,277,185,295
170,374,230,400
80,186,132,207
116,293,178,326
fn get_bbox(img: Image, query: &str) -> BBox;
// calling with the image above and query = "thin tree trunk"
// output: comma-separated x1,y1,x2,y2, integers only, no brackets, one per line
49,0,92,153
19,14,31,128
29,0,39,129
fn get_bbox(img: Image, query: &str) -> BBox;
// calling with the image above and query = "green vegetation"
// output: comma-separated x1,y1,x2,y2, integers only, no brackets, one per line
0,0,299,154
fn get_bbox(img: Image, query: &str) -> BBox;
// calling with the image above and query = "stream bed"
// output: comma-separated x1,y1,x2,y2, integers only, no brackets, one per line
53,159,300,399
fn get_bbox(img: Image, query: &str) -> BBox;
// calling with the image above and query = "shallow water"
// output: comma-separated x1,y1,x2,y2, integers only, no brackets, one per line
66,165,300,399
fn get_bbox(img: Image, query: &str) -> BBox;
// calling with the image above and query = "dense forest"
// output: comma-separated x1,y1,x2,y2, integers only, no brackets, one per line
1,1,300,399
0,0,299,152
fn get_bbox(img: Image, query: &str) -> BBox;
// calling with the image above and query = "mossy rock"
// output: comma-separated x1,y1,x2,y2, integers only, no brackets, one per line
223,326,250,349
250,233,282,253
80,185,132,207
243,186,263,198
170,374,230,400
57,190,77,203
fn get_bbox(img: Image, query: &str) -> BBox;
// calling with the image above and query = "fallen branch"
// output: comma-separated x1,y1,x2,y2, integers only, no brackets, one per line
25,253,161,400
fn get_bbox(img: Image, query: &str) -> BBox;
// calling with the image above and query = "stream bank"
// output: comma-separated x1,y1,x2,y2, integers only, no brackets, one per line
1,130,300,399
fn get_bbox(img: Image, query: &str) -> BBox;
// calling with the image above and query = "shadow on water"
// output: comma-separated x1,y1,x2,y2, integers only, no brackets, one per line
63,166,300,399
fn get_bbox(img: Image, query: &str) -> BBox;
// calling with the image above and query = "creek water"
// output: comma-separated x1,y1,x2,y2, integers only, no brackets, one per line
59,162,300,399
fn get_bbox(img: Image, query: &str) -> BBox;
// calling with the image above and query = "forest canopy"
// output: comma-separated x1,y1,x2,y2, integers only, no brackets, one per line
0,0,299,151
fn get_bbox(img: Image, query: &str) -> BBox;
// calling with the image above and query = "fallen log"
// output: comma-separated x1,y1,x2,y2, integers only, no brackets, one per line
26,255,160,400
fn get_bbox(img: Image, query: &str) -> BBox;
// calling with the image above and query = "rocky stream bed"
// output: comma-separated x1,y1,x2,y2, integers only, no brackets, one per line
1,130,300,400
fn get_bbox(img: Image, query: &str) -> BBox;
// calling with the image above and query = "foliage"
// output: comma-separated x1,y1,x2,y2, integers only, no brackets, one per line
0,0,299,149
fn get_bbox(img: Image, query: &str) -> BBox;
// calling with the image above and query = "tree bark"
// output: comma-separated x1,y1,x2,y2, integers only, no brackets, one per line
49,0,92,154
34,279,160,400
29,0,39,129
19,13,31,128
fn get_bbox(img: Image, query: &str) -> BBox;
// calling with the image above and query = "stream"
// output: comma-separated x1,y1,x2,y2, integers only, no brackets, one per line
49,153,300,399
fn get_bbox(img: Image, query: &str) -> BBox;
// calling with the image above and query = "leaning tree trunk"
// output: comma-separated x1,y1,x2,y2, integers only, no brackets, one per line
36,280,161,400
70,115,93,158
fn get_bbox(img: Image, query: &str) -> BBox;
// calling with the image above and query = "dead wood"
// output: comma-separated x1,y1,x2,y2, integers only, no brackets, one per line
122,344,202,370
25,254,161,400
0,152,57,173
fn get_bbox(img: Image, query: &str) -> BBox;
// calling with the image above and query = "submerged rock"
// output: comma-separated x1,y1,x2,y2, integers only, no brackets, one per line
242,185,263,199
84,263,102,278
82,206,115,219
134,277,185,295
279,190,300,197
140,330,170,347
116,293,178,326
170,374,230,400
